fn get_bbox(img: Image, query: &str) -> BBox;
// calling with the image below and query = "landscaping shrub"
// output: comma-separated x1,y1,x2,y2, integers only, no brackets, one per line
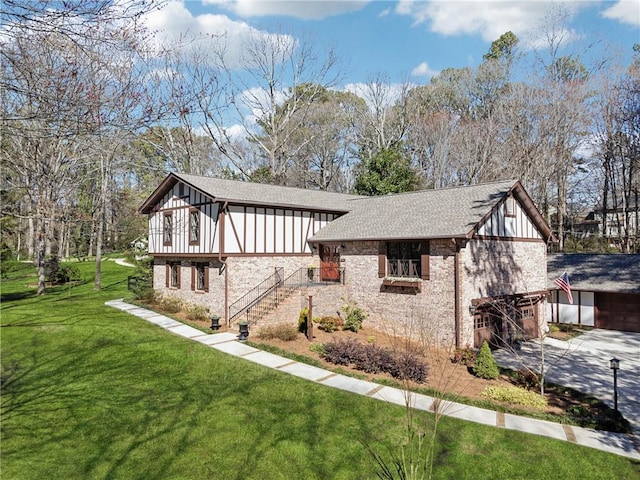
472,341,499,380
130,256,154,300
159,296,182,314
257,324,299,341
388,351,428,383
452,343,477,366
0,242,18,279
558,322,574,333
481,386,548,410
318,315,343,332
49,265,81,285
322,339,428,383
44,256,81,285
310,342,326,355
354,343,394,374
134,287,157,303
185,304,210,322
323,338,364,365
298,307,309,334
548,323,560,333
341,299,367,332
512,369,540,390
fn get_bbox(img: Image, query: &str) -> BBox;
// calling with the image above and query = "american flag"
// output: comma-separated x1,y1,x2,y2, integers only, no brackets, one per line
554,271,573,304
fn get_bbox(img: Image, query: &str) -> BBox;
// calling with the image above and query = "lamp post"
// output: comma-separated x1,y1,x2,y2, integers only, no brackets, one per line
210,314,221,331
238,320,249,341
609,357,620,411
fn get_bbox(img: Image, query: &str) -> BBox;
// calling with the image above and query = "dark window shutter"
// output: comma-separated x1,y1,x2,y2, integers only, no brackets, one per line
165,264,170,287
176,262,181,288
421,241,430,280
378,242,387,278
191,265,195,291
204,265,210,293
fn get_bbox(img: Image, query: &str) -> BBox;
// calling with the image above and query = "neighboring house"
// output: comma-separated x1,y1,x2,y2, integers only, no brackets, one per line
572,200,639,250
140,173,554,348
547,254,640,333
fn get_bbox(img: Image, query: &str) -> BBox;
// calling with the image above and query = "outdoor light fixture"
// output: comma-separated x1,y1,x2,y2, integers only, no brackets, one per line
609,357,620,411
469,305,476,315
210,314,221,331
238,321,249,341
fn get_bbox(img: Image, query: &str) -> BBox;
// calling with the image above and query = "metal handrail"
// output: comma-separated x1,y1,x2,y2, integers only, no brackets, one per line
228,266,344,326
228,267,283,323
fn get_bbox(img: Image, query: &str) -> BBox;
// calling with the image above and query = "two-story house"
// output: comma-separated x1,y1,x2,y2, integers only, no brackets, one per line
140,173,554,348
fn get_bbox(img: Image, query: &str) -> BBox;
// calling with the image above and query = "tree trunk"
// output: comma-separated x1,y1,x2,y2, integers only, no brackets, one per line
556,165,568,251
94,156,110,290
36,207,48,295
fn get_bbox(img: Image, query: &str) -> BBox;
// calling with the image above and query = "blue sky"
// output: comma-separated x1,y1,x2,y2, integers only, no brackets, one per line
146,0,639,89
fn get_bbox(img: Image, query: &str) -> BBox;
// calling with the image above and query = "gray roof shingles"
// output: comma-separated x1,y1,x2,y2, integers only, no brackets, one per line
144,175,544,243
547,254,640,294
309,180,517,242
176,173,363,212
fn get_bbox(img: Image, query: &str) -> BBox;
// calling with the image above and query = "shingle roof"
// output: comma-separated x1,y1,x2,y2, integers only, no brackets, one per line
309,180,520,242
547,254,640,294
140,173,363,213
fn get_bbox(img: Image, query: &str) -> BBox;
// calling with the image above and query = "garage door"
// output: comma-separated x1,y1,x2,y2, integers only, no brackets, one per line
595,292,640,333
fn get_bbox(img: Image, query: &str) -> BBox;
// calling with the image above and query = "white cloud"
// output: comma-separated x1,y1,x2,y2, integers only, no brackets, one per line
223,123,246,140
143,1,295,69
601,0,640,26
411,61,439,78
394,0,585,44
203,0,369,20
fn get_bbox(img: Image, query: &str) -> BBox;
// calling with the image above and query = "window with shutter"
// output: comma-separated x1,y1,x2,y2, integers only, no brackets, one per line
386,241,421,278
168,261,180,288
192,262,208,292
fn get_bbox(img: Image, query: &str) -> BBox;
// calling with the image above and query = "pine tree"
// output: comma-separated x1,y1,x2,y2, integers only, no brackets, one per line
472,340,500,379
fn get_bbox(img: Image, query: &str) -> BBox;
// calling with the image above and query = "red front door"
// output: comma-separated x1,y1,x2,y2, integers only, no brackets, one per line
320,244,341,282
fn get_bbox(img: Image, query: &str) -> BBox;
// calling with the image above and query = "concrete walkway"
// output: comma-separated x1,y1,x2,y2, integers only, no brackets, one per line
106,299,640,460
493,330,640,435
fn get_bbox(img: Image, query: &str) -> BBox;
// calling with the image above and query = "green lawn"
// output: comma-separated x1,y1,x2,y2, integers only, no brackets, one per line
1,261,639,480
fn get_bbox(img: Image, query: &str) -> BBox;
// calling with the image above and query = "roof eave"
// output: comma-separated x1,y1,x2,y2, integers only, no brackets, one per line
139,173,180,214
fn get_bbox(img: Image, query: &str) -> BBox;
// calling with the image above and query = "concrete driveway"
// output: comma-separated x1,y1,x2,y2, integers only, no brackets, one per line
493,329,640,434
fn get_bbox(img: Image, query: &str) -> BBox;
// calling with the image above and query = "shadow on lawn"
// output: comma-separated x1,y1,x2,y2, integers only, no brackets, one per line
1,318,391,478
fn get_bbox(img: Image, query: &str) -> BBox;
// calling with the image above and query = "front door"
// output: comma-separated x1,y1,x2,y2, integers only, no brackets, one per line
320,244,341,282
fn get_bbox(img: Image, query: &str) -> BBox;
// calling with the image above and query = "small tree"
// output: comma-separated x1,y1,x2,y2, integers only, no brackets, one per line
473,341,500,380
353,147,421,196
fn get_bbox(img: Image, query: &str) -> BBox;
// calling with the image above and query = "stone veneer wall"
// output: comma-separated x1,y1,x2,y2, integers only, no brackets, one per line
153,255,315,320
459,238,548,345
319,240,460,346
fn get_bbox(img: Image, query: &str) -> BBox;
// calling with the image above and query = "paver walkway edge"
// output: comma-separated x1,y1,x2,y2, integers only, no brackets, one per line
106,299,640,460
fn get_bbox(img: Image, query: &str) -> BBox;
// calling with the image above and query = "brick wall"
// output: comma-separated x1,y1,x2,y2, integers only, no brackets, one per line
308,240,460,346
153,255,315,320
460,238,548,344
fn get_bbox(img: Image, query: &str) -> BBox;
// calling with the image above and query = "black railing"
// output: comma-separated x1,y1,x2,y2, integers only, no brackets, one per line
228,268,283,324
228,266,345,326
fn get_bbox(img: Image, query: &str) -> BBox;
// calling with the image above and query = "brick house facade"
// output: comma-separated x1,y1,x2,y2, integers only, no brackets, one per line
141,174,554,348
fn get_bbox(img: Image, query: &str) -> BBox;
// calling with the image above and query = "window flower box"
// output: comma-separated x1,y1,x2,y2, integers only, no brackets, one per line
382,277,422,292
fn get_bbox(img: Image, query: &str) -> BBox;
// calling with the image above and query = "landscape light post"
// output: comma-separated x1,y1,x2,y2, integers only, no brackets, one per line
238,320,249,341
609,357,620,411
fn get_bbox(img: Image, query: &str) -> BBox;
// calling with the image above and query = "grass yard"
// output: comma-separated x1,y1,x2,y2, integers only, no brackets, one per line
1,261,639,480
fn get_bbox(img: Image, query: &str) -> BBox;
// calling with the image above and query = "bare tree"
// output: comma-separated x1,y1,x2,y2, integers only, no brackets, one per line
351,73,413,162
0,0,160,292
284,88,363,191
592,49,640,252
192,28,342,183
